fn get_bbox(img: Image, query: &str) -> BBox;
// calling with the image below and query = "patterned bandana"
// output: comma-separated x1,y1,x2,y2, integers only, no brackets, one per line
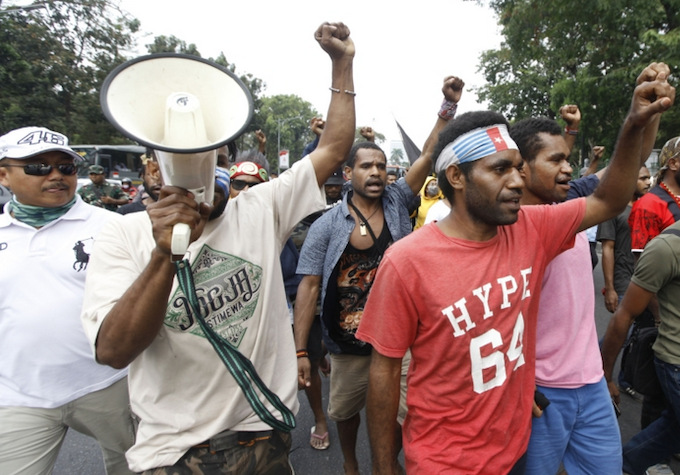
215,166,231,194
435,124,519,173
8,195,77,228
228,161,269,182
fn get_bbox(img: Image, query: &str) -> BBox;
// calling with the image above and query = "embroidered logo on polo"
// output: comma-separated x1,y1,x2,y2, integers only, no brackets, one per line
165,244,262,347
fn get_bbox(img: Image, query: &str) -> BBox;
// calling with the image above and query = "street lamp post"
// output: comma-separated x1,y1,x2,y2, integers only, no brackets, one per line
275,115,303,174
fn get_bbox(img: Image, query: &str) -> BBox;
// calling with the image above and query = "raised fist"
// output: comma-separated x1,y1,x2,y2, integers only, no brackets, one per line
360,126,375,142
314,22,354,61
442,76,465,103
559,105,581,127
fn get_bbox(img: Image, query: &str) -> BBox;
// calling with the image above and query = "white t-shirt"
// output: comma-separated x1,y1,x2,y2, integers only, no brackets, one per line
0,197,126,408
424,199,450,224
81,157,326,472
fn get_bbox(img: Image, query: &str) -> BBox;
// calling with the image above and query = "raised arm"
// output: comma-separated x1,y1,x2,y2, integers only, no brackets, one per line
255,129,267,155
405,75,465,195
309,22,356,186
559,104,581,154
577,63,675,232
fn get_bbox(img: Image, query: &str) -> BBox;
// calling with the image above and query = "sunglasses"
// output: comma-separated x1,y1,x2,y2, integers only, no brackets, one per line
230,180,260,191
3,163,78,176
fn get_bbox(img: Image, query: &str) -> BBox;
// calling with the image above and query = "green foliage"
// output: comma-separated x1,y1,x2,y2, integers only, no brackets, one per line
246,95,318,172
0,0,139,142
476,0,680,156
390,147,406,165
146,35,200,56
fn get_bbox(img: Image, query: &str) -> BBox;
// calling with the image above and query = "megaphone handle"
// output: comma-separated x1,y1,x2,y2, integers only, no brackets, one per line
171,223,191,256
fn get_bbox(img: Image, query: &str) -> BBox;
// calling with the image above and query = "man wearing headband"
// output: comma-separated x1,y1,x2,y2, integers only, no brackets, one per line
357,69,675,474
629,135,680,254
81,22,356,474
228,160,269,199
509,65,668,475
0,127,134,475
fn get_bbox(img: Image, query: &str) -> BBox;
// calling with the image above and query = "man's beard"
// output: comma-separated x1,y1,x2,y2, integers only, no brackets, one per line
465,178,520,227
209,195,228,221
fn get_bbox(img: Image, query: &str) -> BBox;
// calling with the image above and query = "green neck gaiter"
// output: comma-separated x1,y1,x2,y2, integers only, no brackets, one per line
9,196,77,228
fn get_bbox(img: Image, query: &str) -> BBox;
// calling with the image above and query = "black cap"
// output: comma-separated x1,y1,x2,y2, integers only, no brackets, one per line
325,167,345,186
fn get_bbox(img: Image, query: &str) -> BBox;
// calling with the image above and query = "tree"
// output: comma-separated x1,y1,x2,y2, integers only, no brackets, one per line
254,95,319,172
390,147,409,167
0,0,139,142
475,0,680,164
146,35,200,56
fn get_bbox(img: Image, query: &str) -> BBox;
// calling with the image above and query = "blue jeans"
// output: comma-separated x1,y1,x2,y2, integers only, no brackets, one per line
526,378,621,475
622,358,680,475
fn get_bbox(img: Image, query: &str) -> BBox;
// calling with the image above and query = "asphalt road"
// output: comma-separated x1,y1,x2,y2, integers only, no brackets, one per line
54,246,678,474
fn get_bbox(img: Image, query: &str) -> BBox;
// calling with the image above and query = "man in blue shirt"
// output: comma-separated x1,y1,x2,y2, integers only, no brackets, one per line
294,76,464,474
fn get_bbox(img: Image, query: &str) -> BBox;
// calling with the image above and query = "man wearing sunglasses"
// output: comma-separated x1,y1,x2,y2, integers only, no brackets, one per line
0,126,135,475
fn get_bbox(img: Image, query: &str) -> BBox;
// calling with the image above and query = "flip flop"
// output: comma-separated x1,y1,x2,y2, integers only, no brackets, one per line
310,426,330,450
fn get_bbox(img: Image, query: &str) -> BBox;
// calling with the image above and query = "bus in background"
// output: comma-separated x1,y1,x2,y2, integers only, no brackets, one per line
71,145,146,189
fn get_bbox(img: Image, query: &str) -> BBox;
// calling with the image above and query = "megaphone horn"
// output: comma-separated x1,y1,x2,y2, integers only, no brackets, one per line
100,54,254,256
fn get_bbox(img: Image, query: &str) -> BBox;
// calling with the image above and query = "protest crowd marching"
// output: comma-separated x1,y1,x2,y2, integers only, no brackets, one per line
2,20,680,475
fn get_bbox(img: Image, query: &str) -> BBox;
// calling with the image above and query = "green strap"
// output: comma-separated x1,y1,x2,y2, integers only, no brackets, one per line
174,259,296,432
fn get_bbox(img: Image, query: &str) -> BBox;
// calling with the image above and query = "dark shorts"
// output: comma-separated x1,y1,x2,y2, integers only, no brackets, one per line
141,430,292,475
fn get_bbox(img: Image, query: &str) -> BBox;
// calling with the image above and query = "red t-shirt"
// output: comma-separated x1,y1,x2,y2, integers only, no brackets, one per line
356,198,586,475
628,189,676,252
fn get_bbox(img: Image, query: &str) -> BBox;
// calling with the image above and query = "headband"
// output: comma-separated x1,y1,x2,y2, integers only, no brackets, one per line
229,161,269,183
435,124,519,173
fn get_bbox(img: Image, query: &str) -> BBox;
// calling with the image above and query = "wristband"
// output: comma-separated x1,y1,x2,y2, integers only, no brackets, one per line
296,349,309,358
439,100,458,120
564,127,578,136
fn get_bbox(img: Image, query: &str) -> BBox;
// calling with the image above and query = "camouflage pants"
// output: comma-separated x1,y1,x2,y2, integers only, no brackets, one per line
141,430,292,475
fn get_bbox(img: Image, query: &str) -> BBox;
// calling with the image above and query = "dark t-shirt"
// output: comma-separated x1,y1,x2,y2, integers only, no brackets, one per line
322,220,393,355
597,204,634,295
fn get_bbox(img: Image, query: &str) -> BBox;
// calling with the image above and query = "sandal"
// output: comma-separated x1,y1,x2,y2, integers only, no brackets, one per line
310,426,330,450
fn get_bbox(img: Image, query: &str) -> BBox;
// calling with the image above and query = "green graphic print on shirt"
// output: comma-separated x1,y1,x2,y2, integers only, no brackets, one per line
165,244,262,348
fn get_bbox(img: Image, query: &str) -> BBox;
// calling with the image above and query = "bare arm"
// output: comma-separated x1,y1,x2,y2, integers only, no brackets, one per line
601,240,618,313
577,64,674,232
255,129,267,154
367,349,403,475
405,75,465,195
294,274,321,389
96,187,213,368
601,282,655,404
559,104,581,153
309,22,356,186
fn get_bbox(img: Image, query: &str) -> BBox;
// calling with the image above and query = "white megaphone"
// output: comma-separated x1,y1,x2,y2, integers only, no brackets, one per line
100,54,253,256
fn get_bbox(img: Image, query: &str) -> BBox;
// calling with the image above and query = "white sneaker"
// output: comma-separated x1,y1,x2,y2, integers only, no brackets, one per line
645,463,674,475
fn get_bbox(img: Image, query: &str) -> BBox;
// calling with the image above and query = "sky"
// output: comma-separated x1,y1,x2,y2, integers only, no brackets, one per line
14,0,505,156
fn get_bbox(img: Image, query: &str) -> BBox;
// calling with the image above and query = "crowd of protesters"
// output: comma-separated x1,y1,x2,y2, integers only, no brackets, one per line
1,20,679,475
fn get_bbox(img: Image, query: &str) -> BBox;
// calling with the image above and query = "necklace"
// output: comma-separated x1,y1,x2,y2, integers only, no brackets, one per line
348,197,381,239
659,181,680,208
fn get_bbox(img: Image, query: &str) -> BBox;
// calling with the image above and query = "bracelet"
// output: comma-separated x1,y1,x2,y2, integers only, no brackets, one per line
329,87,356,96
564,127,579,136
296,349,309,358
439,100,458,120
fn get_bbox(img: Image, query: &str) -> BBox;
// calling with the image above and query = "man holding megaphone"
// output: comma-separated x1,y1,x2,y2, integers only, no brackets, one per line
81,22,355,475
